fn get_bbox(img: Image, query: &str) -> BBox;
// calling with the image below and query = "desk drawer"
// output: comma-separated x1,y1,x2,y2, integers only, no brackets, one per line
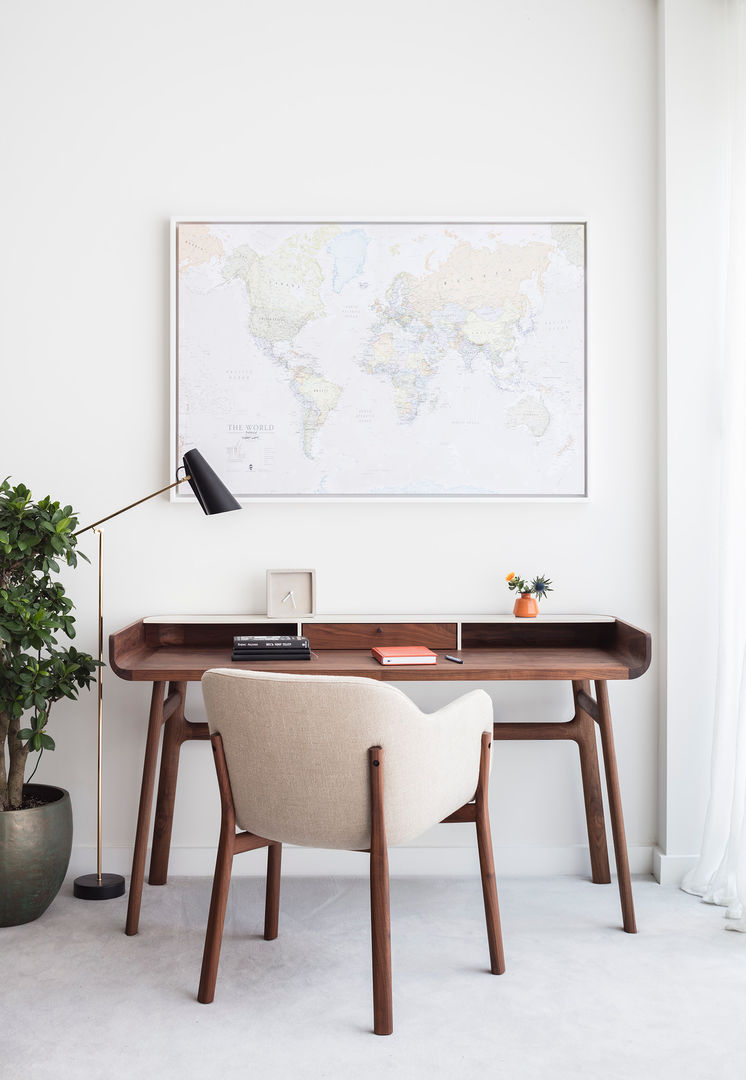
303,622,458,650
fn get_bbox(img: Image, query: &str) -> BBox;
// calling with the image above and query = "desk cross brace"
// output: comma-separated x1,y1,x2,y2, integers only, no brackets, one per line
125,681,208,936
491,678,635,933
125,677,636,938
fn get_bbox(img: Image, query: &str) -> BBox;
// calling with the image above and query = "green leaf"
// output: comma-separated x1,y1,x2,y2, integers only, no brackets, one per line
1,478,98,756
40,733,55,751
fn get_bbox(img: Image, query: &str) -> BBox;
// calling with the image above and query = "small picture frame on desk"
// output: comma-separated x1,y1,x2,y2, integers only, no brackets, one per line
266,569,316,618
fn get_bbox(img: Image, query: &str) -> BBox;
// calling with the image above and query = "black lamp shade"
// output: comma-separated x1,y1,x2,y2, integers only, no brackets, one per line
183,449,241,515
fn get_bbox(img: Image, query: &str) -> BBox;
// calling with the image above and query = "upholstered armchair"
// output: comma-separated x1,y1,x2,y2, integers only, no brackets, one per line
198,668,505,1035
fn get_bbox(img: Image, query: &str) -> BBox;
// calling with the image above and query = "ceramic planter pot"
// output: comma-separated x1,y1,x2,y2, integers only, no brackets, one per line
0,784,72,927
513,593,539,618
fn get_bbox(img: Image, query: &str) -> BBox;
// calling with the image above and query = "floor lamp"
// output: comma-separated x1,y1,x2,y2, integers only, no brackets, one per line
72,449,241,900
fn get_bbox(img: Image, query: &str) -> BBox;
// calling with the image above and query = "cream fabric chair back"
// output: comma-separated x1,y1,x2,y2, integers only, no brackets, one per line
201,668,493,850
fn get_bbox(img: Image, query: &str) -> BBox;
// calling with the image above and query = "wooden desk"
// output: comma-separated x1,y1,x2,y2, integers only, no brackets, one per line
110,615,651,937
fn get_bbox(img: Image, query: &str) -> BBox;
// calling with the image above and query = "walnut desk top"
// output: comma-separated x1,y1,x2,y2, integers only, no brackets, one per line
109,614,651,684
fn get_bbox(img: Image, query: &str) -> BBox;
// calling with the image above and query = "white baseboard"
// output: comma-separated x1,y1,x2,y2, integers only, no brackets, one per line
67,843,655,880
652,847,699,885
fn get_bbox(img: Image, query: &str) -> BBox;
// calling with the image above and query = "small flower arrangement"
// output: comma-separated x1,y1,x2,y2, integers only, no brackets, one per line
505,572,553,601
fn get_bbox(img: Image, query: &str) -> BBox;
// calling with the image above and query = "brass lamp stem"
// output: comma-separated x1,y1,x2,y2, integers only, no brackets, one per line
73,471,190,901
95,528,104,883
75,476,189,536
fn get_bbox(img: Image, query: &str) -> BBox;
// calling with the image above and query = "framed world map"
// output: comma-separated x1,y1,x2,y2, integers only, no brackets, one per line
171,220,586,499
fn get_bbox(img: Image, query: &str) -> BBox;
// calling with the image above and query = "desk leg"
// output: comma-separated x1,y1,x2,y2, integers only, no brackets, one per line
126,681,167,936
149,680,188,886
595,680,637,934
572,680,611,885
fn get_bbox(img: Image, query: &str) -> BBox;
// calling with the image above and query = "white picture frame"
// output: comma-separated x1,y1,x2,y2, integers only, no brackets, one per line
171,219,587,501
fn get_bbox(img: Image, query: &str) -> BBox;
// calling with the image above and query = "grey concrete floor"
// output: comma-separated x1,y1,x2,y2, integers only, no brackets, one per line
3,874,746,1079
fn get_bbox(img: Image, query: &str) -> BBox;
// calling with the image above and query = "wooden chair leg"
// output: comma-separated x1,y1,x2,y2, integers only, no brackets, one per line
198,733,237,1004
264,843,282,941
369,746,393,1036
572,680,612,884
475,731,505,975
198,825,234,1003
595,680,637,934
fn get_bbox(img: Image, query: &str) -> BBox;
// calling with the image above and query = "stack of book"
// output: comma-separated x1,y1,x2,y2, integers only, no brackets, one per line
231,635,311,662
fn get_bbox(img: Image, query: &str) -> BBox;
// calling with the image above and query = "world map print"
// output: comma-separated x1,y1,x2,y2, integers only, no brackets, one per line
174,221,586,498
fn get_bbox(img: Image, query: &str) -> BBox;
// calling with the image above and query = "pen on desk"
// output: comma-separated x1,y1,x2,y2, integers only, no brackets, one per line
445,655,464,664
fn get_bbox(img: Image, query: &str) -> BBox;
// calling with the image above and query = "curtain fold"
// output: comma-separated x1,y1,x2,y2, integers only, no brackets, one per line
681,0,746,931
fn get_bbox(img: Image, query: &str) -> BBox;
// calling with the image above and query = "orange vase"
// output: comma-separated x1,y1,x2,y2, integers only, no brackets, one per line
513,593,539,618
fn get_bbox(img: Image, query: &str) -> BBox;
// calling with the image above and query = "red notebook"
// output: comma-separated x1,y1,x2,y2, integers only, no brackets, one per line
371,646,438,665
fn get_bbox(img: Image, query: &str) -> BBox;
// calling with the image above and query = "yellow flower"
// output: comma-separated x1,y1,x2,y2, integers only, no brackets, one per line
506,572,515,582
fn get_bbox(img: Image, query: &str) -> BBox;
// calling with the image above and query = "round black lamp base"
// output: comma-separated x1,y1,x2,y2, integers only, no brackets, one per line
74,872,126,900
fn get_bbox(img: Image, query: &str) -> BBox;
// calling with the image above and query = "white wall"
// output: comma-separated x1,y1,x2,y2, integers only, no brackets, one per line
656,0,729,883
1,0,659,877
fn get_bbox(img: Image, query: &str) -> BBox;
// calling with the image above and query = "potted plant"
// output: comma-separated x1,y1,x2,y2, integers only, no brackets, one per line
0,479,97,926
505,572,553,618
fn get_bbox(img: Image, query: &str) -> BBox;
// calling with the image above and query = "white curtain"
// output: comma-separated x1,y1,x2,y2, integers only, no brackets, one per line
681,0,746,931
